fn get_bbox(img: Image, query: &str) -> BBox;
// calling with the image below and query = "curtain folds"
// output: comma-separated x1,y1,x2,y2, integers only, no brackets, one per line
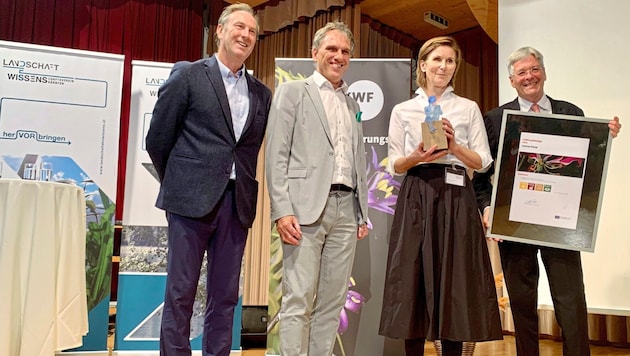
0,0,205,219
449,26,498,114
2,0,628,349
0,0,203,60
255,0,346,33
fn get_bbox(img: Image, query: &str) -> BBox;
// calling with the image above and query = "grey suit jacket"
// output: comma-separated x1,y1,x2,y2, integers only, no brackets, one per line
472,96,584,211
146,56,272,227
265,76,368,226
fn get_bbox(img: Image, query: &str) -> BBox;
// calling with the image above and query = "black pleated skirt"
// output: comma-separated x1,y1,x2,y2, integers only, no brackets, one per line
379,164,502,342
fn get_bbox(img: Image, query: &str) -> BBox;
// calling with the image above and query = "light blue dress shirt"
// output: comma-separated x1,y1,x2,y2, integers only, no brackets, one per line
216,57,250,180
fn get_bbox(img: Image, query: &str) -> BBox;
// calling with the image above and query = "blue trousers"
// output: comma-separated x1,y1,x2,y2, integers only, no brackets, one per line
160,186,247,356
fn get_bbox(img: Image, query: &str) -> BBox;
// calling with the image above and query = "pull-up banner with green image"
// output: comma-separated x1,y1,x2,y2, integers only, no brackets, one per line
0,40,123,354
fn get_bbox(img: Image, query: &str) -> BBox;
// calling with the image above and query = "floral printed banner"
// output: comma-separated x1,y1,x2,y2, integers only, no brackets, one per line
268,59,411,355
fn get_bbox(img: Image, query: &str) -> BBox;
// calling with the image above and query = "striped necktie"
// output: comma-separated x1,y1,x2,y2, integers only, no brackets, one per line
530,102,541,112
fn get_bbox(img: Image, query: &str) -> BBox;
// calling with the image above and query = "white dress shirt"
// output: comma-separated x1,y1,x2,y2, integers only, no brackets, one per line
312,70,355,188
387,86,492,175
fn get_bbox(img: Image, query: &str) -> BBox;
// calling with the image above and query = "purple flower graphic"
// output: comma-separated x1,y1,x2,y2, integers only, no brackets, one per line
338,277,365,334
518,153,585,178
365,147,400,228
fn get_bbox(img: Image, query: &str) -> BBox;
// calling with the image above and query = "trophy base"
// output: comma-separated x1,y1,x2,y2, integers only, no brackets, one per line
421,120,448,151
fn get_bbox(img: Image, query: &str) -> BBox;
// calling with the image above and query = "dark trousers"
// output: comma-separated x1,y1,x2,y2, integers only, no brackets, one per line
160,186,247,356
499,241,590,356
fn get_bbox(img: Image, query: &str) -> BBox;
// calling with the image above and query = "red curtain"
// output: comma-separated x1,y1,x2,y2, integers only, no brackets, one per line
0,0,206,219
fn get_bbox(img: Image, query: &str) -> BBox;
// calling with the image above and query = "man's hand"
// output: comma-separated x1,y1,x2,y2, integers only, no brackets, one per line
276,215,302,245
482,207,490,229
357,224,369,240
609,116,622,138
482,207,503,242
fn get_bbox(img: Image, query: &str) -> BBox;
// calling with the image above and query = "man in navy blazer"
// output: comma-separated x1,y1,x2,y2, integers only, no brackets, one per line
472,46,620,356
145,3,271,356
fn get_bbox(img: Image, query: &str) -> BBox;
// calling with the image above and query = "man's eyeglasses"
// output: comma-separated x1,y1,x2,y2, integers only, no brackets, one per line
513,66,543,78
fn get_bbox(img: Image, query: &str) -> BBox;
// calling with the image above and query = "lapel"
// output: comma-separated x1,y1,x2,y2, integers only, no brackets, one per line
205,56,235,141
305,76,333,146
507,98,520,110
548,96,567,115
345,94,359,154
240,72,259,139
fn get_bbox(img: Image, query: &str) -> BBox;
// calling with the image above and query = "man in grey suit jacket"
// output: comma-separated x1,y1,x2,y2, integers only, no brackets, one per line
145,4,271,356
265,22,369,356
472,46,620,356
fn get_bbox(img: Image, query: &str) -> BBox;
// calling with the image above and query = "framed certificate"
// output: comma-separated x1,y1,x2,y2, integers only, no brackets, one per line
487,110,613,252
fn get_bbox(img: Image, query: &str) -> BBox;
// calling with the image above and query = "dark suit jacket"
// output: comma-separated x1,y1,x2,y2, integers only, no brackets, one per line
146,56,272,228
472,96,584,211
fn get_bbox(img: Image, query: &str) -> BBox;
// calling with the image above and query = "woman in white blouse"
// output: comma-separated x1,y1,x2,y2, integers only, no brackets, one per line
378,36,502,356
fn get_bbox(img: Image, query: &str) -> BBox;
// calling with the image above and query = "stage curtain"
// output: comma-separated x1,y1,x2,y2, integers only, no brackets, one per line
449,26,498,114
256,0,345,33
0,0,205,220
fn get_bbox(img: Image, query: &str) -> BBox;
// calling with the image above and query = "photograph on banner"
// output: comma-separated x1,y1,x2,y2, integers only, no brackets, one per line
268,58,410,356
116,227,245,353
0,40,123,352
116,61,172,352
488,110,613,252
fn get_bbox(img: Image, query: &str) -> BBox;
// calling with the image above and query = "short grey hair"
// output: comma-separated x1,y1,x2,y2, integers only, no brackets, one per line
215,3,259,47
311,21,355,55
507,46,545,76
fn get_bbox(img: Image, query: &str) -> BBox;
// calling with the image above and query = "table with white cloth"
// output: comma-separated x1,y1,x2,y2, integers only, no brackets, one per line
0,179,88,356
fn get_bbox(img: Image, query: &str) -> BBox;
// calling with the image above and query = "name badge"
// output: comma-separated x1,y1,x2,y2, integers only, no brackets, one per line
445,167,465,187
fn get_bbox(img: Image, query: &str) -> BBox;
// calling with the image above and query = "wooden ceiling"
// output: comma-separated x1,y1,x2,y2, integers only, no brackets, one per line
360,0,479,41
224,0,497,43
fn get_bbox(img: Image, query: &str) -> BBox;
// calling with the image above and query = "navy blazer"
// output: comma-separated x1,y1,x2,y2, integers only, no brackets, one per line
472,96,583,211
146,56,272,228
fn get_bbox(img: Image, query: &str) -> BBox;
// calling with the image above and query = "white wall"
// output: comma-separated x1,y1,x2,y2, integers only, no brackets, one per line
499,0,630,313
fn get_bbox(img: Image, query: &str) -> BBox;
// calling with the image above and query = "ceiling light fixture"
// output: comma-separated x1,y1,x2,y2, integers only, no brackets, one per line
424,11,449,30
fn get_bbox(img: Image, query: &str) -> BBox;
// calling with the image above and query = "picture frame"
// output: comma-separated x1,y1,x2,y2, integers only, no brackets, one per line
487,110,613,252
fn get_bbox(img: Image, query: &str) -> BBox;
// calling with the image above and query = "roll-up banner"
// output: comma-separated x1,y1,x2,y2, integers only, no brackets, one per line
267,59,411,356
0,40,123,352
115,60,242,353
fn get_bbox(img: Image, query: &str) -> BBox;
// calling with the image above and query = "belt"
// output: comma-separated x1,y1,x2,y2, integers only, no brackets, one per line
330,184,353,192
420,163,465,169
407,163,466,177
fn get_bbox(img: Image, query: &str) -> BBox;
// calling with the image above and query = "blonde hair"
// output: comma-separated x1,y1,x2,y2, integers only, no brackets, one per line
416,36,462,89
215,3,259,48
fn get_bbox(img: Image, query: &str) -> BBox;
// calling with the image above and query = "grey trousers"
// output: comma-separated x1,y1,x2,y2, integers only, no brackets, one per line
279,190,358,356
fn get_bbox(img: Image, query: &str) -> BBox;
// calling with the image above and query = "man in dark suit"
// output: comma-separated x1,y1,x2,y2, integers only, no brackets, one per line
473,46,620,356
145,3,271,356
265,22,369,356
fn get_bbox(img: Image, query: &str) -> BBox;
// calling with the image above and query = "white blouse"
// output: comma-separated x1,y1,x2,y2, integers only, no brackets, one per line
387,86,492,175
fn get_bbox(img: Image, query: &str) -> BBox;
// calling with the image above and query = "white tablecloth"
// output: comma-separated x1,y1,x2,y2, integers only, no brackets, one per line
0,179,88,356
